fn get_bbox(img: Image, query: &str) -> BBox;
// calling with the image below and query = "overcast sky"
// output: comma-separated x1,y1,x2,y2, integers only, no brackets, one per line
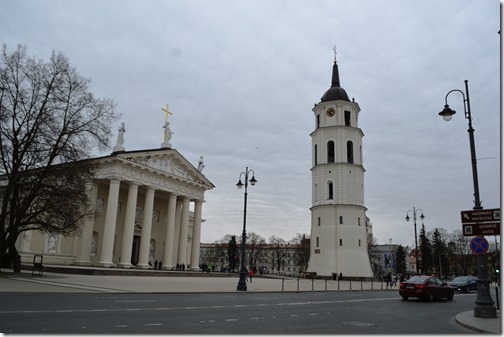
1,0,500,247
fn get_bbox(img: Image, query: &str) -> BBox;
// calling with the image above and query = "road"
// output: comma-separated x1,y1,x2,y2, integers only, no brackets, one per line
0,290,478,334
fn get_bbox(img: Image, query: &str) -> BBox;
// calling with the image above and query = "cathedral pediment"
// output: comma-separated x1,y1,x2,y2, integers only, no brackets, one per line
118,149,210,186
93,148,214,193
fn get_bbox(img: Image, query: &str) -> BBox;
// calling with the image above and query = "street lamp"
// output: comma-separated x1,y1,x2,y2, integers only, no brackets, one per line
438,79,496,318
406,207,424,274
236,167,257,291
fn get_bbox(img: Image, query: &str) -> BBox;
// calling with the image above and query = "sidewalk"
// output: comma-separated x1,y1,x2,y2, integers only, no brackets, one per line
0,267,501,333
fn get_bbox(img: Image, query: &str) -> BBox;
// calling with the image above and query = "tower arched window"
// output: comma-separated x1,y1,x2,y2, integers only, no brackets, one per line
328,182,334,200
314,144,318,165
327,140,335,163
347,141,354,163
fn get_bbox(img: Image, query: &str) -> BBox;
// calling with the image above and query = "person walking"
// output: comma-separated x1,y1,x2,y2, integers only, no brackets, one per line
248,268,254,283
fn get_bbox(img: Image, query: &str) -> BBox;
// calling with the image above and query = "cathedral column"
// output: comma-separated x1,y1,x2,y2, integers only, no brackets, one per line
137,187,155,269
98,178,121,267
177,197,190,267
162,193,178,269
117,182,139,268
75,181,98,265
189,200,203,271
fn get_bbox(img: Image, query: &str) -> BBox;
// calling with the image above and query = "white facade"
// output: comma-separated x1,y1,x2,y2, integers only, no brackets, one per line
16,147,214,271
307,58,373,278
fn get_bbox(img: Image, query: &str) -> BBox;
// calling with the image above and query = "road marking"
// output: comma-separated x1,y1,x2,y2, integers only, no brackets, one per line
0,297,398,314
145,323,162,326
225,319,237,322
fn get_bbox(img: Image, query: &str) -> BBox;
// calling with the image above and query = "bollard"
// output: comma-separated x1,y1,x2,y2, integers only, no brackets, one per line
361,280,363,290
312,278,314,291
282,278,284,292
350,280,352,290
325,279,327,291
297,278,300,291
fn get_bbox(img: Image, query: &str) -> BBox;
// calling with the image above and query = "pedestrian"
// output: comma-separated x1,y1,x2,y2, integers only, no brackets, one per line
158,261,163,270
154,260,158,270
248,268,254,283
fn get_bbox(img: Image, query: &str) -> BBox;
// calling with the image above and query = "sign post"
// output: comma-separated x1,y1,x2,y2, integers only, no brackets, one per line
460,208,500,318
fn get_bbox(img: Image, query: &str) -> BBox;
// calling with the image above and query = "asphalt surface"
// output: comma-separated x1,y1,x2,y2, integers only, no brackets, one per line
0,265,500,334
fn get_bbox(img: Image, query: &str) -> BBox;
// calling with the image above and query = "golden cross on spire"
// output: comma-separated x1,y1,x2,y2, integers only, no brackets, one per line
161,103,174,142
162,103,173,122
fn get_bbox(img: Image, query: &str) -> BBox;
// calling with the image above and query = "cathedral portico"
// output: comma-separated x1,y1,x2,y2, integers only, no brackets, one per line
17,145,214,270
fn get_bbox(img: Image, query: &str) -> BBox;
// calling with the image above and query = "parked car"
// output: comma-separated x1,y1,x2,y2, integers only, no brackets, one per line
447,276,478,293
399,275,454,301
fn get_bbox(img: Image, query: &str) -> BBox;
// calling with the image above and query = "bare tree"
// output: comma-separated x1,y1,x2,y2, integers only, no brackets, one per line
0,44,119,271
269,235,288,272
289,233,310,274
246,232,265,270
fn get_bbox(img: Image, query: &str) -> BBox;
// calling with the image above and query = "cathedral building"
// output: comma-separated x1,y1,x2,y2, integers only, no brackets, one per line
14,122,214,270
307,54,373,278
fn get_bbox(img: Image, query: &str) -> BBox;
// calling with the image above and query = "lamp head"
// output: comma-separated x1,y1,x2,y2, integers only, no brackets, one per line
249,176,257,186
439,104,456,121
236,179,244,189
405,215,410,222
420,213,425,220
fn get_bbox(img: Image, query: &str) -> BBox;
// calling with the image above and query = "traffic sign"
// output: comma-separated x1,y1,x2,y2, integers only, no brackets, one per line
461,208,500,223
463,223,501,236
470,236,489,255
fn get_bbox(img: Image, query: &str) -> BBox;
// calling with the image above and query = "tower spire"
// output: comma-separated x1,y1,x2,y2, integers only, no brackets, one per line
333,45,337,64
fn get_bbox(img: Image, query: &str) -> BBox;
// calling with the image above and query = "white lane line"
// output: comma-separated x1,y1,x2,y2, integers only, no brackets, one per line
0,297,398,315
225,319,238,322
145,323,163,326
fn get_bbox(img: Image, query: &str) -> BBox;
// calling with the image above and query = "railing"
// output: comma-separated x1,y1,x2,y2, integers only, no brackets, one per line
262,269,303,279
279,278,400,292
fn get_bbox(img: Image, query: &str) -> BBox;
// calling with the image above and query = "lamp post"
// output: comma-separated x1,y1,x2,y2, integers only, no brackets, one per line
236,167,257,291
406,207,424,274
438,79,496,318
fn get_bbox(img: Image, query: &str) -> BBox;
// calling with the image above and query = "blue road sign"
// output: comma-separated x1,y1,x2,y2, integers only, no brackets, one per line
470,236,489,255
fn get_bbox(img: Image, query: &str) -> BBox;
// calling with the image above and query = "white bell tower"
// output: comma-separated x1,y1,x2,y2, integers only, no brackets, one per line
307,52,372,278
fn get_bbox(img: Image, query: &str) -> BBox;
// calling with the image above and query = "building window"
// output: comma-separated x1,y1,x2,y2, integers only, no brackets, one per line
339,239,343,246
328,182,334,200
327,140,335,163
317,114,320,128
359,239,361,247
339,216,343,224
347,141,354,163
318,217,321,226
314,144,318,165
345,110,351,126
316,237,319,247
358,217,361,226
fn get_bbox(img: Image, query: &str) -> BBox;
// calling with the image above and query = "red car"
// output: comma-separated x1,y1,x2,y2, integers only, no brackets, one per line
399,275,454,301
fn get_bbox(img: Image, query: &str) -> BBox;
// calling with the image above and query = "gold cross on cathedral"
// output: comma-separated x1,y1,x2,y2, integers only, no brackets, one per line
161,103,173,142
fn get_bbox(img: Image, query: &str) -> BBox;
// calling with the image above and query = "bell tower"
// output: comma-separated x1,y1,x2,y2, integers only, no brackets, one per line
307,51,372,278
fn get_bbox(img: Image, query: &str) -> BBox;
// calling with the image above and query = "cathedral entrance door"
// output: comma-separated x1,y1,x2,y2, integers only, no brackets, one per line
131,235,140,265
